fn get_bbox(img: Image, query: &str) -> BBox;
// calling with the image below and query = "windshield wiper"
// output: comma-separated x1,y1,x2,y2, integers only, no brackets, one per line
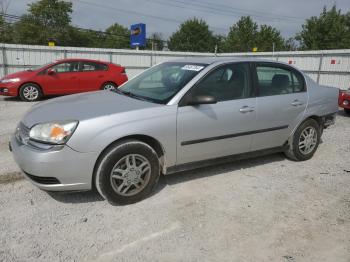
115,89,154,103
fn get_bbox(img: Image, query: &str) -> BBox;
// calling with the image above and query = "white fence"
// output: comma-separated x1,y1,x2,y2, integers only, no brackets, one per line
1,43,350,90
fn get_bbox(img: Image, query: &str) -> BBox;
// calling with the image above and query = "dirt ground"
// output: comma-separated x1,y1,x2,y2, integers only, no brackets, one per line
0,96,349,262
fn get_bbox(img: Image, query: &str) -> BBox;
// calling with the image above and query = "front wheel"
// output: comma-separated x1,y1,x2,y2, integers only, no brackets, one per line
344,108,350,115
95,140,160,205
284,119,321,161
19,83,42,102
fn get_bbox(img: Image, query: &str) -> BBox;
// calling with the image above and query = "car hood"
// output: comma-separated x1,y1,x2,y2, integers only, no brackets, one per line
1,70,35,80
22,91,160,127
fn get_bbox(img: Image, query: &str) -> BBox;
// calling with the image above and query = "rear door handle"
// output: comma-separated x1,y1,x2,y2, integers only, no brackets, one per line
239,106,255,113
291,100,303,106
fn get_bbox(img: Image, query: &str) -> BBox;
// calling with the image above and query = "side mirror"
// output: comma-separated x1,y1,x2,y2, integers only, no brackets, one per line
186,94,217,106
47,68,55,75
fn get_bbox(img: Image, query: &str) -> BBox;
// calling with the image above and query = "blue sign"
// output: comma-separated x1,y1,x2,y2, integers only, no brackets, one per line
130,23,146,48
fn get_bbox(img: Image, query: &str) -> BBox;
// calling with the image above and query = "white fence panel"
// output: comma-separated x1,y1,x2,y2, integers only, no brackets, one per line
112,53,151,67
6,49,64,65
66,51,110,62
322,55,350,72
320,74,350,89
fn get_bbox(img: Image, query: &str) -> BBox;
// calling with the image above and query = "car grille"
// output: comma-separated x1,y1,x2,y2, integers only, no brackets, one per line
24,172,61,185
15,122,30,145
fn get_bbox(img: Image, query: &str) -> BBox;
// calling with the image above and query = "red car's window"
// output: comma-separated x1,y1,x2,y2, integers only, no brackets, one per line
50,62,79,73
81,62,108,71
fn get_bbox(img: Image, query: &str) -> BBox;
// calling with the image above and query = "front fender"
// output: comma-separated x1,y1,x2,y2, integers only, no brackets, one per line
67,105,178,167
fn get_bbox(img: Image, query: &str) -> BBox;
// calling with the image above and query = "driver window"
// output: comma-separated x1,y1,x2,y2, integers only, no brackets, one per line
50,62,79,73
192,63,252,102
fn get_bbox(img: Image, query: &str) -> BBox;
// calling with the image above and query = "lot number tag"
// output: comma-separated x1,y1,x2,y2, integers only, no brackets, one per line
181,65,204,71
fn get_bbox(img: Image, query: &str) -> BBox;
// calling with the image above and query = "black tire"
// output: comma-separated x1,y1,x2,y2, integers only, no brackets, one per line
284,119,321,161
101,82,117,91
95,140,160,205
19,83,42,102
344,108,350,115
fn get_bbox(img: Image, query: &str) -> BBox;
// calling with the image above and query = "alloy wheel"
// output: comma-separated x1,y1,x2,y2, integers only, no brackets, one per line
23,86,39,101
110,154,151,196
298,126,318,155
103,84,116,91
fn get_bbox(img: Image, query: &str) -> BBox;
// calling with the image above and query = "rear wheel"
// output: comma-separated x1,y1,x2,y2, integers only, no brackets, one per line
344,108,350,115
95,140,160,205
284,119,321,161
19,83,42,102
101,82,117,91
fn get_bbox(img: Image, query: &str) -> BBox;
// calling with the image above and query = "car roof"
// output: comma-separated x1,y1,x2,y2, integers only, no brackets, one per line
56,58,110,64
171,56,286,65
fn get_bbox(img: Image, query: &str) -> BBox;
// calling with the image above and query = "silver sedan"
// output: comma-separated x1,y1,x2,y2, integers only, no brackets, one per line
10,58,339,205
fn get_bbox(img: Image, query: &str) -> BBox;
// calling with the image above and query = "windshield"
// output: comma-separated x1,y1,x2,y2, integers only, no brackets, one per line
118,62,207,104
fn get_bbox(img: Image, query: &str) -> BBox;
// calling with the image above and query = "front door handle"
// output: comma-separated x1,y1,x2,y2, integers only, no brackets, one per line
291,100,303,106
239,106,255,113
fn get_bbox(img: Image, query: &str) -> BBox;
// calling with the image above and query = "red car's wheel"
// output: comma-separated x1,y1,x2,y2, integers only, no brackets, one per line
344,108,350,115
19,83,42,102
101,82,117,92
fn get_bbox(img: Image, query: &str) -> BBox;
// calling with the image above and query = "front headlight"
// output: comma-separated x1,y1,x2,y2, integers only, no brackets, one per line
29,120,78,144
1,78,20,83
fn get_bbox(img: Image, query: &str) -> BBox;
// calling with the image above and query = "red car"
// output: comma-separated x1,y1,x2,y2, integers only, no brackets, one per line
0,58,128,101
339,89,350,115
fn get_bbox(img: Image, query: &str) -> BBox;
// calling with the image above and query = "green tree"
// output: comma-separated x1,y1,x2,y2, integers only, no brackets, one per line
0,15,13,43
104,23,130,49
12,0,73,45
168,18,216,52
225,16,258,52
296,5,350,50
257,25,285,52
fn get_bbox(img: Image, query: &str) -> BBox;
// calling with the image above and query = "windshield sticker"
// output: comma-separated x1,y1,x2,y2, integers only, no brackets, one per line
181,65,204,71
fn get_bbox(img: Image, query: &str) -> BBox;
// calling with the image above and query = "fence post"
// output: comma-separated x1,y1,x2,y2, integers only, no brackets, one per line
1,45,8,76
317,53,323,84
63,49,67,59
109,52,113,63
150,51,153,67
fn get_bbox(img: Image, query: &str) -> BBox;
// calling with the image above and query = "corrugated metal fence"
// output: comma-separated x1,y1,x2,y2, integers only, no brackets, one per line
1,43,350,90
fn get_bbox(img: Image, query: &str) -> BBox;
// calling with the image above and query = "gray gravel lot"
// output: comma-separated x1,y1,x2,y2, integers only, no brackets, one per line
0,96,350,262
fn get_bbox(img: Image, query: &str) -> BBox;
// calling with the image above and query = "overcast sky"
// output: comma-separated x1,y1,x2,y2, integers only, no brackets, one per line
6,0,350,39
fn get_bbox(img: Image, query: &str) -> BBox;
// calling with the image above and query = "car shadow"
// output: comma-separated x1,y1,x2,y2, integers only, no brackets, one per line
161,153,285,186
47,190,104,204
48,153,286,204
3,96,22,102
337,109,349,117
3,95,60,102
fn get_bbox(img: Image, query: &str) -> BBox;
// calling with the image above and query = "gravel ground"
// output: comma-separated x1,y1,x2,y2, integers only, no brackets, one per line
0,96,350,262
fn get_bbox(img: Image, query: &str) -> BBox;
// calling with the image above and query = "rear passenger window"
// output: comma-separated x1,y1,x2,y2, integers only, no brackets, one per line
256,65,305,96
81,62,108,71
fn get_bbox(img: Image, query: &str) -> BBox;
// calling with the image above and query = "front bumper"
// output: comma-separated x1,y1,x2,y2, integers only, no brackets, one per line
0,83,19,96
10,135,98,191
